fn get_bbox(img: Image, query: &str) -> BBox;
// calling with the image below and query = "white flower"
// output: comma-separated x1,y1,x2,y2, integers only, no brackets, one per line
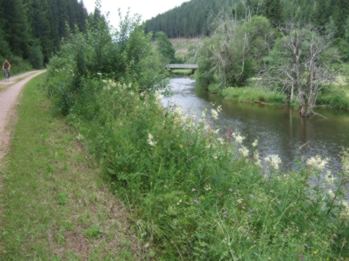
265,154,282,170
306,155,329,171
201,108,207,119
328,189,335,199
155,90,164,100
217,138,224,145
254,150,262,167
211,108,219,121
252,139,258,147
213,128,220,134
232,132,245,144
325,172,336,185
204,185,211,191
173,105,183,115
147,133,157,147
239,146,249,157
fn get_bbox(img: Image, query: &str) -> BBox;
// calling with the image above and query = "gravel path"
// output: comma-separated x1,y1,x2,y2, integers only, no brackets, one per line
0,70,46,161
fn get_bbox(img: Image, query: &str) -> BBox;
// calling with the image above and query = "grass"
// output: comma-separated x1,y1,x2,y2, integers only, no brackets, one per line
0,73,145,260
317,84,349,110
171,69,194,76
222,86,287,105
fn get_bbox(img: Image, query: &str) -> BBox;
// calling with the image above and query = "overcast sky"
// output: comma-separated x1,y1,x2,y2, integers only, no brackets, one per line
82,0,189,27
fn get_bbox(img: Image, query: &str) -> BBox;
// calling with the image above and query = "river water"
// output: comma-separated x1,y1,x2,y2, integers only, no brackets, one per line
162,77,349,174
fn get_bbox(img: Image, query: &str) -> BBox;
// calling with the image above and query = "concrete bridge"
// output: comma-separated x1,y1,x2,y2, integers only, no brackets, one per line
165,64,198,74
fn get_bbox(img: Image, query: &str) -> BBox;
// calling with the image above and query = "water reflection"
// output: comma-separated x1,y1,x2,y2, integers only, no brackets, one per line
163,77,349,174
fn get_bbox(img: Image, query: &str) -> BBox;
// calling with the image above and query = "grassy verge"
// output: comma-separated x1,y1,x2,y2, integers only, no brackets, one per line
0,73,144,260
317,84,349,109
221,86,287,105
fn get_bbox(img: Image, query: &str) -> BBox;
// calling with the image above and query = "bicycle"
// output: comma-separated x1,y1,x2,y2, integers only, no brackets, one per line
3,69,9,81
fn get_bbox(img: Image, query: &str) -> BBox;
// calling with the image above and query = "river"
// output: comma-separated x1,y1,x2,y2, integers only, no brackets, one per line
162,77,349,175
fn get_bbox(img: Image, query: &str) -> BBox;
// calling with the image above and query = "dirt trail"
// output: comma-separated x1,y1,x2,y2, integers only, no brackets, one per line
0,70,46,161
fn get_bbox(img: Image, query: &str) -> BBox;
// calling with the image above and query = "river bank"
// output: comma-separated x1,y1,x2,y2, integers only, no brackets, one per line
217,82,349,111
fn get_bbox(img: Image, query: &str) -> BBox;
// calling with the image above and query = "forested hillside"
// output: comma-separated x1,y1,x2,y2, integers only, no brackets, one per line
145,0,349,39
0,0,89,69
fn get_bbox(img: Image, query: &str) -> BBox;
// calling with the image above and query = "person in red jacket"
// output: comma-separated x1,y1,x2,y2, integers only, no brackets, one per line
2,59,11,81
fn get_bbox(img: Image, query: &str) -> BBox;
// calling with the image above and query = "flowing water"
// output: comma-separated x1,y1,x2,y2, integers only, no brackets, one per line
162,77,349,175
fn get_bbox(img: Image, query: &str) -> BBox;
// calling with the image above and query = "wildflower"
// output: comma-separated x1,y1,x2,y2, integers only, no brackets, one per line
176,199,182,205
228,188,233,192
306,155,329,171
213,128,220,134
147,133,157,147
193,199,199,204
265,154,282,170
237,198,243,204
213,154,218,159
270,190,274,194
76,133,84,141
204,185,211,191
179,144,183,149
217,138,224,145
211,108,219,120
252,139,258,147
155,90,164,100
97,72,102,76
191,188,196,192
254,151,262,167
232,132,245,144
325,172,335,185
239,146,249,157
313,249,319,255
298,254,303,260
328,189,335,199
250,195,254,199
309,231,315,236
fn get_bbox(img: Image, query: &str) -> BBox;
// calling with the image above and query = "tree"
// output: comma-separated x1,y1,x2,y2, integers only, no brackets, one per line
261,23,340,117
195,14,274,89
155,31,176,63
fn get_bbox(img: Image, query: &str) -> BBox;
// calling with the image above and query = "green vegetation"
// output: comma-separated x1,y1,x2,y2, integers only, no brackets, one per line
222,86,286,105
145,0,349,43
170,69,193,76
0,0,89,69
41,10,349,260
0,74,141,260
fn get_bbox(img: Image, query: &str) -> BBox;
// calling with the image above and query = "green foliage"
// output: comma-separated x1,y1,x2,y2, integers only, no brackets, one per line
316,85,349,109
155,31,176,63
222,86,286,104
47,75,349,260
85,226,102,239
28,45,44,69
45,12,166,115
195,15,274,89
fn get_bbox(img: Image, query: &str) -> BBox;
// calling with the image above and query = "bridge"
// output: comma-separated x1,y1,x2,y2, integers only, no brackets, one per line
165,64,198,74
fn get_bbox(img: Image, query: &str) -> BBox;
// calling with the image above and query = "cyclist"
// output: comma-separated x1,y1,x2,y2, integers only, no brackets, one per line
2,59,11,81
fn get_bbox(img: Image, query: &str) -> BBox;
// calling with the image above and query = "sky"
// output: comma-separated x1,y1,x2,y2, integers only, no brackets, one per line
82,0,189,27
